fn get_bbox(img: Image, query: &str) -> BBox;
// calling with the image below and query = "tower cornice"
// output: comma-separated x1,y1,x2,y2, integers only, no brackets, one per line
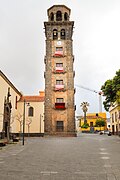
44,21,74,27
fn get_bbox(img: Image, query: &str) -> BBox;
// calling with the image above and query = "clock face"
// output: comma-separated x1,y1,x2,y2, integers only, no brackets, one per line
57,41,61,45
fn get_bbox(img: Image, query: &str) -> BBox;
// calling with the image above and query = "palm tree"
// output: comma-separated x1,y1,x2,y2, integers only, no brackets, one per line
80,102,89,124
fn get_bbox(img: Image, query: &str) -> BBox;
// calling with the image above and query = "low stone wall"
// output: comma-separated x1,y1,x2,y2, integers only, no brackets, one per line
10,133,44,138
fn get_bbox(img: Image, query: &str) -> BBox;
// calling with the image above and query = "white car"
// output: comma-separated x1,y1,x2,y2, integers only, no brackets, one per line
104,130,112,136
99,130,112,136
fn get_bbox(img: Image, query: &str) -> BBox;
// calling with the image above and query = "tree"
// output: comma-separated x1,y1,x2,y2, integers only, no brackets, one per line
95,118,106,127
16,113,23,132
80,102,89,124
81,123,89,129
101,69,120,111
116,91,120,108
26,118,32,136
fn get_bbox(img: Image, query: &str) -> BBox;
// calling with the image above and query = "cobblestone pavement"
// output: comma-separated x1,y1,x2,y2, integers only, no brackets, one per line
0,133,120,180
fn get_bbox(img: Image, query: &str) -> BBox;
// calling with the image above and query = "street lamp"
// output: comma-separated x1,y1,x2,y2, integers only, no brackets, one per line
22,99,30,146
40,114,43,133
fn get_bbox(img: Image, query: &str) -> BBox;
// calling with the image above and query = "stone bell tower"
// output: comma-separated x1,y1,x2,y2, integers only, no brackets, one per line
44,5,76,136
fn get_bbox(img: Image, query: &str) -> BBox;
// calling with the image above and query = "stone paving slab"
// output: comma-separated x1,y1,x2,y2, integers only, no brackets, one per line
0,134,120,180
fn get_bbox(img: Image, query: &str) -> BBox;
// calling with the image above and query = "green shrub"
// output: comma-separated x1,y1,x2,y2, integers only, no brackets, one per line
81,123,89,129
95,118,105,127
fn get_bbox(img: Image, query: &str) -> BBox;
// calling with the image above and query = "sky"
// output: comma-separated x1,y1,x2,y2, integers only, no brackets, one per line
0,0,120,116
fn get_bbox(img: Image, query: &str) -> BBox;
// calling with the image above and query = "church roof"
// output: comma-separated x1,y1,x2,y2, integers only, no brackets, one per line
0,70,22,96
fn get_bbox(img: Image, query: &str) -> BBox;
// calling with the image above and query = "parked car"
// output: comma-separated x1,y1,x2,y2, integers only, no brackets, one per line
99,130,112,136
99,131,104,135
104,130,112,136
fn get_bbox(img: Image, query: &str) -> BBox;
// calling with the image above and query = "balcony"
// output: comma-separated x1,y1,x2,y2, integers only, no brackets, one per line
53,51,64,57
55,103,66,110
53,67,66,74
53,84,66,91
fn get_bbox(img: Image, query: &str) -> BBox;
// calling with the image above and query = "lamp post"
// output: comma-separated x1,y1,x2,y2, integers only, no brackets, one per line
40,114,43,133
22,99,30,145
22,99,26,145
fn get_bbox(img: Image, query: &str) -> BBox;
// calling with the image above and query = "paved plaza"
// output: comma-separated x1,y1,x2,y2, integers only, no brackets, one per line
0,133,120,180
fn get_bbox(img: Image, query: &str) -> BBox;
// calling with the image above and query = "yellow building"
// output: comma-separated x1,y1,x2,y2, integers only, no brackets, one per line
0,70,44,139
79,112,107,132
109,103,120,135
0,70,22,138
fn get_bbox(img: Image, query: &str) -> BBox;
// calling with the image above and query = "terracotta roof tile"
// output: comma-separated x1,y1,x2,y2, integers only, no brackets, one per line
19,95,44,102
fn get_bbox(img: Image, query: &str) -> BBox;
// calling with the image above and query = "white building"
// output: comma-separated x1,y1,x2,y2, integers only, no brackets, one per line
109,103,120,135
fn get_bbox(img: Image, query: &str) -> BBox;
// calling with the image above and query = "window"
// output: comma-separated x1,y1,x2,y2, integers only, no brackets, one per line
55,99,65,109
56,63,63,67
50,12,54,21
55,63,63,72
56,11,62,21
28,107,34,117
119,111,120,119
112,113,114,123
61,29,65,40
53,29,58,40
64,12,68,21
56,121,64,132
54,47,63,56
56,80,63,85
90,122,93,127
55,80,64,91
15,96,17,109
115,112,117,121
56,47,63,51
56,98,64,103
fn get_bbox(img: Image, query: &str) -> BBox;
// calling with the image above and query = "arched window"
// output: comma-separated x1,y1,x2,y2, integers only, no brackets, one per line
28,107,34,117
53,29,58,40
64,12,68,21
61,29,65,40
50,12,54,21
56,11,62,21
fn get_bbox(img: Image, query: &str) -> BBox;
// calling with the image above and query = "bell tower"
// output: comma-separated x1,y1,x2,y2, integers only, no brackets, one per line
44,5,76,136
